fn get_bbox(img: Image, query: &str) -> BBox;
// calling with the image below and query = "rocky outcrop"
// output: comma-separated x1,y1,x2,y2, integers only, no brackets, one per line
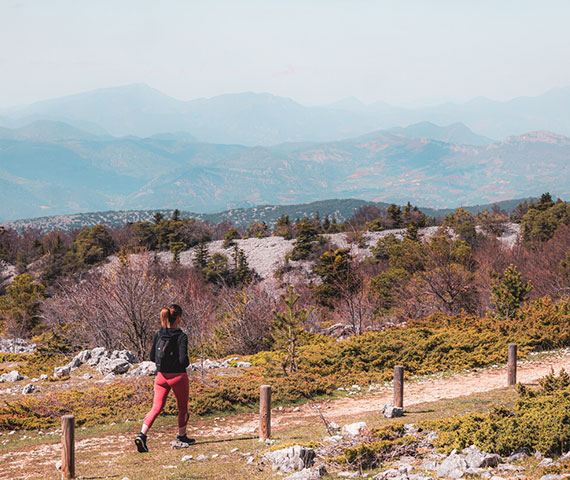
0,370,23,382
262,445,316,473
341,422,368,438
0,338,36,353
54,347,138,377
129,361,157,376
383,404,404,418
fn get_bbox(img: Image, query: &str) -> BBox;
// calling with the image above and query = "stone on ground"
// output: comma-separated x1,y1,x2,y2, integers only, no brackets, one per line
262,445,316,473
341,421,368,438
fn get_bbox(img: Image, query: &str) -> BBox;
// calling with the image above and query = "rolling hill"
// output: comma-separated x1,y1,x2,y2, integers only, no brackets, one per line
0,119,568,222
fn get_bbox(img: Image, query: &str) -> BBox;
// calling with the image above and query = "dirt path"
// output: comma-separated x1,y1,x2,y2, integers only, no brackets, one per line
2,351,570,479
224,351,570,435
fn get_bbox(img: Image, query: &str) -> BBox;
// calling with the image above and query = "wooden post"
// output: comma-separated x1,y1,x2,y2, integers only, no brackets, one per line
394,365,404,409
259,385,271,440
61,415,75,479
508,343,517,386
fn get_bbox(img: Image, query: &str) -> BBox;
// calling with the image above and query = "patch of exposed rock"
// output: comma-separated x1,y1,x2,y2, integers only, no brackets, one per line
0,337,36,353
262,445,316,473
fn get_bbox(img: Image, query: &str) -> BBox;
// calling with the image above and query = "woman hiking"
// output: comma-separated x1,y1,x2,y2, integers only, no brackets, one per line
135,304,194,452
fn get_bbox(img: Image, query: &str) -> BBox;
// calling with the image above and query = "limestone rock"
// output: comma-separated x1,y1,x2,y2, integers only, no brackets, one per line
129,361,157,376
383,404,404,418
341,422,368,438
507,449,528,462
0,337,36,353
328,421,341,434
462,445,501,468
110,350,137,364
171,439,190,449
436,450,468,478
0,370,23,382
98,358,131,375
262,445,316,473
237,361,252,368
87,347,108,366
22,383,39,394
284,465,326,480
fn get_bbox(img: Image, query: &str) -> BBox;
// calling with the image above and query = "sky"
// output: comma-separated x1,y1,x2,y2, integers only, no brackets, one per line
1,0,569,108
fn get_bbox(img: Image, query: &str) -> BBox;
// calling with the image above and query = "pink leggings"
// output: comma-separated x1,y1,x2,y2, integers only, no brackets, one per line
143,372,189,429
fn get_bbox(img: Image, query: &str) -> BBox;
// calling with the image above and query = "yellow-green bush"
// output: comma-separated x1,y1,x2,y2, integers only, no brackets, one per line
424,370,570,456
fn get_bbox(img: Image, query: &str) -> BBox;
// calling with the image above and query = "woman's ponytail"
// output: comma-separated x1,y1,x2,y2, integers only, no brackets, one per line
160,307,171,328
160,304,182,328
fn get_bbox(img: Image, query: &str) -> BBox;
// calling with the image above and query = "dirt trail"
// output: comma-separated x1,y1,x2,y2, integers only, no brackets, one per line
224,352,570,435
2,352,570,479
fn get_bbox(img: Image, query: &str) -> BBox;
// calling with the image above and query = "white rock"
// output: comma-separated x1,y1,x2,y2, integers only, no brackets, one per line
262,445,316,473
97,358,131,375
22,383,39,394
230,448,239,453
338,472,360,478
237,361,252,368
128,361,157,376
0,370,23,382
53,366,71,378
181,455,193,461
284,465,327,480
382,404,404,418
436,450,468,478
196,454,208,461
39,374,48,380
341,422,368,438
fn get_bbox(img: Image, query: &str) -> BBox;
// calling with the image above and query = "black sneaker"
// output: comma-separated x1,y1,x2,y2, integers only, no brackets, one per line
177,434,196,445
135,432,148,453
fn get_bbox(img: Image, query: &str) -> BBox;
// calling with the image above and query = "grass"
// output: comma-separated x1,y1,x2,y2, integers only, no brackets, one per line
0,385,520,480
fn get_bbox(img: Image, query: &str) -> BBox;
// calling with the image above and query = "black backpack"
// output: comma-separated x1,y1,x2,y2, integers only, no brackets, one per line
155,335,177,370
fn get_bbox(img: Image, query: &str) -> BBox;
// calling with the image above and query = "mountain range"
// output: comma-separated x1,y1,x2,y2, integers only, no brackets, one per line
3,198,536,233
0,117,568,222
2,83,570,144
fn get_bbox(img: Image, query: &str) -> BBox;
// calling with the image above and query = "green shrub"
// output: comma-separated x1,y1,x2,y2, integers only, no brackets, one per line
425,370,570,456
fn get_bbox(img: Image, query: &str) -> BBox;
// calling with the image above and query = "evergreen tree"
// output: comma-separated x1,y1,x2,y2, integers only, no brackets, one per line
387,203,402,228
169,241,186,264
271,285,312,375
0,274,45,335
223,228,241,249
491,264,532,319
290,217,319,260
193,241,210,270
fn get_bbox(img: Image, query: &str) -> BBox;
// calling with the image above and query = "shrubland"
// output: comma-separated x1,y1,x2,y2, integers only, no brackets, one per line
1,194,570,434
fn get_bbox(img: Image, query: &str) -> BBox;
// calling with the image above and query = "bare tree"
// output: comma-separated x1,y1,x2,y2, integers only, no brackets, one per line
43,254,172,359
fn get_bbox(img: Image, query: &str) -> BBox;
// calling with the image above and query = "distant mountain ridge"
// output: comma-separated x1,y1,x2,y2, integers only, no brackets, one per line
2,83,570,144
1,197,538,233
0,119,568,222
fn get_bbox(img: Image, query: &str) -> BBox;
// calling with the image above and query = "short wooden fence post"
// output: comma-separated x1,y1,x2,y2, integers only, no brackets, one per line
259,385,271,440
61,415,75,479
394,365,404,409
508,343,517,386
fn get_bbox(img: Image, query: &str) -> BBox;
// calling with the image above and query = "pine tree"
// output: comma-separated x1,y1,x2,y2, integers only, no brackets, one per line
271,286,312,375
491,264,532,319
193,241,209,270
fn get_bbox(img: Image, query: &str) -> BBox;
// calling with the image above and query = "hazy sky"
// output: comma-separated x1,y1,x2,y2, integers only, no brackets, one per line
1,0,569,108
